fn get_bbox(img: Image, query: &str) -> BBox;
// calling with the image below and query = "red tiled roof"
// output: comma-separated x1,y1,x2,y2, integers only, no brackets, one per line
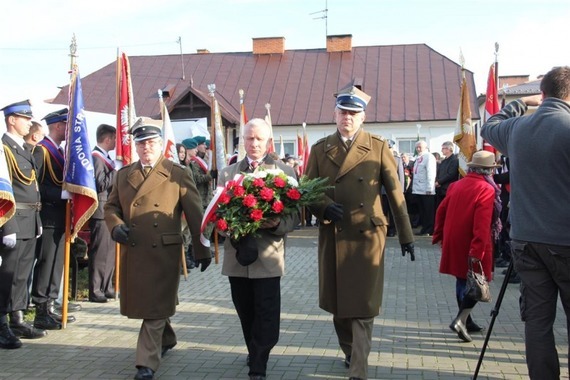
51,43,479,125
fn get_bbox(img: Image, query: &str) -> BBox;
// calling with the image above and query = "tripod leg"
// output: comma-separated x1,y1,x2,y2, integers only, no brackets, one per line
472,260,515,380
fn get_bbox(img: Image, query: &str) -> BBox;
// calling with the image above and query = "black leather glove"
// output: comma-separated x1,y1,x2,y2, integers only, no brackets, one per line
401,243,415,261
111,224,130,244
324,203,344,222
195,257,211,272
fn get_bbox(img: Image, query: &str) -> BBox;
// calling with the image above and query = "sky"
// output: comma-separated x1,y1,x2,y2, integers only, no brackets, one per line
1,0,569,129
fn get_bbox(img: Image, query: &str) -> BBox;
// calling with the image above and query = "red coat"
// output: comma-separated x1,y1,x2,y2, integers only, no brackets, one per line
432,173,495,281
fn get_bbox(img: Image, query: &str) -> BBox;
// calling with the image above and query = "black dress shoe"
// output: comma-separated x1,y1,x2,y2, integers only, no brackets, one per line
55,302,82,312
349,378,363,380
9,311,47,339
449,318,472,342
161,343,176,357
10,323,47,339
89,295,108,303
0,323,22,349
48,301,75,324
105,291,116,299
344,355,351,368
249,375,266,380
466,321,484,333
134,366,154,380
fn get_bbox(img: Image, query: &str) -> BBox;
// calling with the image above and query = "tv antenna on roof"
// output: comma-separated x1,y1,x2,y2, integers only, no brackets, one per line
310,0,328,37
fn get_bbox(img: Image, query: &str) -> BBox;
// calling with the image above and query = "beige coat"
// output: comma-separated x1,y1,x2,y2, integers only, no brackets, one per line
219,156,298,278
104,156,209,319
305,130,414,318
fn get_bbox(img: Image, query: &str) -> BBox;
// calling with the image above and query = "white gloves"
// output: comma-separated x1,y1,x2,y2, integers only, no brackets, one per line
3,233,16,248
36,226,42,239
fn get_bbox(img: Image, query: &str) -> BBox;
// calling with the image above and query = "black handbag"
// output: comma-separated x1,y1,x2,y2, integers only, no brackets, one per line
465,259,491,302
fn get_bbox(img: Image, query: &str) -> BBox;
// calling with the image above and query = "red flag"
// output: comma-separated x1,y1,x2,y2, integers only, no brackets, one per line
302,125,310,174
483,64,499,153
116,52,136,166
297,130,304,173
453,74,477,177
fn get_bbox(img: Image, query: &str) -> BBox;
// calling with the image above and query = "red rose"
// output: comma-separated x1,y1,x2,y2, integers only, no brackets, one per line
233,185,245,197
219,193,231,204
271,200,284,213
259,187,274,201
286,188,301,200
273,177,286,188
250,209,263,221
242,194,257,208
252,178,265,187
216,219,228,231
209,213,218,222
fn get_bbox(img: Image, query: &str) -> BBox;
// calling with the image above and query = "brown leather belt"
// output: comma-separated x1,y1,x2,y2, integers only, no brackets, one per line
15,202,42,211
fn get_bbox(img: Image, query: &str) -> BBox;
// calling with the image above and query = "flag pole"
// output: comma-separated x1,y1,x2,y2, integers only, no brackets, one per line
114,48,121,301
62,34,78,329
208,84,220,264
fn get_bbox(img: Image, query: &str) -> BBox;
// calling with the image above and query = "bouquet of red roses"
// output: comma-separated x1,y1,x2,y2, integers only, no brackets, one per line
201,168,329,241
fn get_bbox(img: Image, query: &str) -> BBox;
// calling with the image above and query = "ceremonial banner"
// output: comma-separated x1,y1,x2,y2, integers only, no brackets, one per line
483,64,499,153
64,70,98,240
265,103,276,154
116,52,136,166
453,75,477,177
0,145,15,227
238,89,247,161
159,90,178,163
297,131,303,171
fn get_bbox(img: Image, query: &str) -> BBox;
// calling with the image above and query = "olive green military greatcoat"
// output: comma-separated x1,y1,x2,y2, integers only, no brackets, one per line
305,130,414,318
104,155,209,319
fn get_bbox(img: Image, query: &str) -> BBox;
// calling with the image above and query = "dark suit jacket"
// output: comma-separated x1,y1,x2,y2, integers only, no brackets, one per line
435,153,459,197
1,134,41,238
91,147,116,220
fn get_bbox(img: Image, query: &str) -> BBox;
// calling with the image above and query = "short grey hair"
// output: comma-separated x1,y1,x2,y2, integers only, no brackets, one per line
468,167,495,176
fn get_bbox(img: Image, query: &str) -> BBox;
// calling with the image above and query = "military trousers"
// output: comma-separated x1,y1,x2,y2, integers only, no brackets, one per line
333,315,374,379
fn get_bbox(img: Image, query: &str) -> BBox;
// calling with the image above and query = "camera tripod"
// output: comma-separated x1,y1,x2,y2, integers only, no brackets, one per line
472,260,515,379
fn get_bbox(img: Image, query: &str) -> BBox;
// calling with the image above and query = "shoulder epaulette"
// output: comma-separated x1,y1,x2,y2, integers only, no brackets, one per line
371,134,385,142
314,137,326,146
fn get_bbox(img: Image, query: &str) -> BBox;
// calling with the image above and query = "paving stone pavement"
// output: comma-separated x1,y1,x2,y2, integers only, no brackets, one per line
0,227,568,379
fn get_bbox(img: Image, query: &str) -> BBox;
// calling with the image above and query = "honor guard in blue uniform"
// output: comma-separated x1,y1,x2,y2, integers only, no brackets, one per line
32,108,77,330
0,100,45,349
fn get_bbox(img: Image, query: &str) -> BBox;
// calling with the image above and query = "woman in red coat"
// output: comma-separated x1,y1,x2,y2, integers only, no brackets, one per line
432,151,502,342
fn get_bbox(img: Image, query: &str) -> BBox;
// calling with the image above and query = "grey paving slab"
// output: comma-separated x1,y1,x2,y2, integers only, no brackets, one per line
0,228,567,379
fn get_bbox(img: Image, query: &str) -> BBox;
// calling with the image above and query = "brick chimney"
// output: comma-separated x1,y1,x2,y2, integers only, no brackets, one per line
327,34,352,53
196,49,210,54
252,37,285,55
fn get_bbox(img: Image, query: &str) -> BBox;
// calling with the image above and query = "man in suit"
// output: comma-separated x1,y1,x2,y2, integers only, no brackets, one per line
32,108,77,330
218,118,298,380
89,124,117,303
0,100,45,349
305,86,415,380
105,117,211,380
434,140,459,210
412,140,437,236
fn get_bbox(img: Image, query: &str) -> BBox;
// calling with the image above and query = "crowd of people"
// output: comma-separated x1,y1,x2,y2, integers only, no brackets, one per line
1,66,570,380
